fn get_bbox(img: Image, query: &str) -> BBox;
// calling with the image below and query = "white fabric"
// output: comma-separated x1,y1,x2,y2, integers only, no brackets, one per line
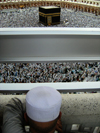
26,86,62,122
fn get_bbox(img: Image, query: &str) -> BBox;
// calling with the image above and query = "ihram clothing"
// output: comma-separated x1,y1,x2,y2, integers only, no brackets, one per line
3,98,26,133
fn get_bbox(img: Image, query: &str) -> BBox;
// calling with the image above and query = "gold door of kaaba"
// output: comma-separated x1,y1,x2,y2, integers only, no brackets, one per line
47,16,52,25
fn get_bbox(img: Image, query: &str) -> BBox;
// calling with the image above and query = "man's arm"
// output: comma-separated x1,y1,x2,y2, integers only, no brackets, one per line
3,98,26,133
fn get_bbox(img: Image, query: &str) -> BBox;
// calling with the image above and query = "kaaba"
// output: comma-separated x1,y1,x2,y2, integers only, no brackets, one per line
39,6,61,26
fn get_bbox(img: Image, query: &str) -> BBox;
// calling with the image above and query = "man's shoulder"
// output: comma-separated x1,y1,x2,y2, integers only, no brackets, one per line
7,97,22,106
3,97,26,133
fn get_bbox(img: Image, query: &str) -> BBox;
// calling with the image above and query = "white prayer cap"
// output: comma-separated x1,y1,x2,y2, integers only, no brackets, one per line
26,86,62,122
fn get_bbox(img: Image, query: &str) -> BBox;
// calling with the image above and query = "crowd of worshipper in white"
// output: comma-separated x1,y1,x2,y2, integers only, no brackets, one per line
0,62,100,83
0,7,100,27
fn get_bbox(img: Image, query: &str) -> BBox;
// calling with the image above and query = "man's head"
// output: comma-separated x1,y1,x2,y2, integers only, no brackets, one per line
25,86,62,133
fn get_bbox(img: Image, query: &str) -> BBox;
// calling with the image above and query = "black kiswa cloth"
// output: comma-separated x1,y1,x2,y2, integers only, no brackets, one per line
39,6,61,26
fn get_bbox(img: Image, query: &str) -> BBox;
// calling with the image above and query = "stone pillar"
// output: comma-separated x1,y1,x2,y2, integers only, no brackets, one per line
74,6,76,10
61,3,62,8
60,2,62,7
87,8,88,12
90,8,92,13
96,10,99,15
7,5,9,9
45,2,47,6
83,7,85,12
76,6,77,11
64,3,66,8
15,5,17,8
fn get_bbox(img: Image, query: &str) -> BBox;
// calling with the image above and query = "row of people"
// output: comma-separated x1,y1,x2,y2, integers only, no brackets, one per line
0,62,100,83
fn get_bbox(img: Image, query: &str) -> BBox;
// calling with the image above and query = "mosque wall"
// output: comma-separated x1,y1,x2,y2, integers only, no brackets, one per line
0,0,100,15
